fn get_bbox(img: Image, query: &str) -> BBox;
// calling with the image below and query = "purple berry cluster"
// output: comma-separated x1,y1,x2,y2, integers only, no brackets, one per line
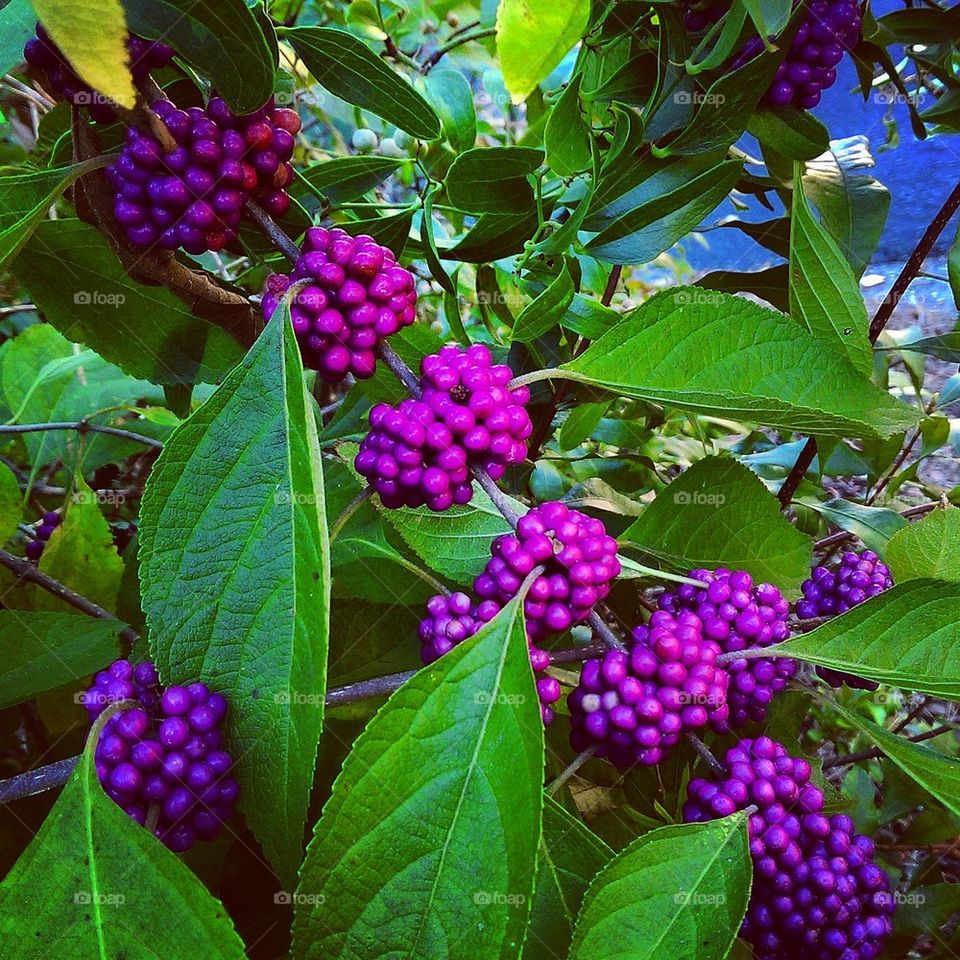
417,591,563,722
568,610,729,767
797,550,892,689
685,738,894,960
108,95,300,254
261,227,416,383
476,502,621,643
659,568,794,727
25,510,61,562
23,25,173,122
85,659,237,853
355,344,532,510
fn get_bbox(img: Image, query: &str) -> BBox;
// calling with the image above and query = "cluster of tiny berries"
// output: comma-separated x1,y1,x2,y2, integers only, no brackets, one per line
261,227,416,382
417,591,563,722
797,549,893,689
25,510,61,562
568,610,729,767
659,568,794,727
355,344,532,510
684,0,862,109
85,659,237,852
24,25,173,122
684,737,894,959
108,96,300,254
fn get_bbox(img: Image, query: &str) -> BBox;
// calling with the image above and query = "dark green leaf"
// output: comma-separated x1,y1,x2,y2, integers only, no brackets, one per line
295,156,404,206
445,146,544,214
0,0,37,77
742,0,792,39
285,26,441,140
421,69,477,154
139,304,329,885
558,401,608,451
292,595,544,959
885,332,960,363
513,264,575,343
122,0,275,114
545,75,592,177
748,108,829,162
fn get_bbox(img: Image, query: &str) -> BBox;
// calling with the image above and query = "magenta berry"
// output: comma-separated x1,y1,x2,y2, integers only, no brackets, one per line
659,568,794,727
356,344,531,511
86,659,237,851
474,501,620,643
261,227,416,382
25,509,62,562
569,610,729,767
108,95,300,255
24,24,173,122
796,550,892,690
685,738,894,960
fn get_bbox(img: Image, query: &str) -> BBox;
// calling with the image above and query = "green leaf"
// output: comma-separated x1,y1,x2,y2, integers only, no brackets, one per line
33,0,135,110
558,401,608,451
421,69,477,154
569,813,752,960
513,264,575,343
0,161,104,270
561,289,918,439
380,485,519,585
585,157,742,264
748,108,829,161
527,798,613,960
13,219,244,385
122,0,275,114
37,476,124,614
802,136,890,278
825,698,960,820
770,580,960,699
0,712,246,958
291,594,544,959
445,146,544,215
789,171,872,374
0,461,21,547
0,611,124,710
545,75,592,177
295,156,404,206
621,456,812,593
885,332,960,363
0,0,37,77
496,0,590,104
285,26,441,140
741,0,792,39
886,508,960,583
798,497,908,554
139,304,329,885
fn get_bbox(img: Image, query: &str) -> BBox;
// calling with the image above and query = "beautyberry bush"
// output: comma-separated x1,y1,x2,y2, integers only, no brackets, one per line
0,1,958,958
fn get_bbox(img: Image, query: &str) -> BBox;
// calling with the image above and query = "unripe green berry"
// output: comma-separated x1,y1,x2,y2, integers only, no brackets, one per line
379,137,405,158
352,128,378,152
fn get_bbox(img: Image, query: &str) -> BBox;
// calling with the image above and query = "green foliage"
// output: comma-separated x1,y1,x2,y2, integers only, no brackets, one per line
886,508,960,582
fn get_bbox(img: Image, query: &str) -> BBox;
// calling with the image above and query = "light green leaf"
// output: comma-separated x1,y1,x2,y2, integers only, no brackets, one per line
37,476,124,614
769,580,960,699
0,709,246,958
0,611,124,710
545,74,591,177
885,508,960,583
527,797,613,960
570,813,752,960
497,0,590,104
285,26,441,140
0,462,21,547
0,0,36,77
14,219,244,385
621,456,812,594
139,303,329,885
798,497,908,554
33,0,135,110
789,171,872,374
513,264,575,343
748,108,829,162
558,401,608,451
291,594,544,959
741,0,792,41
561,289,919,439
421,69,477,154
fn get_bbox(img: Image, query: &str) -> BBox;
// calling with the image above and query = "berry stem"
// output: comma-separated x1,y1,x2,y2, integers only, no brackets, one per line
587,611,626,652
376,340,423,396
716,644,787,666
0,549,139,651
245,200,301,264
685,732,725,776
0,420,162,449
545,744,597,796
329,487,374,542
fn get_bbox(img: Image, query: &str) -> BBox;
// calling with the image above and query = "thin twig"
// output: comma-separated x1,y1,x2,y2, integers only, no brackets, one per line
329,487,374,542
823,724,955,769
420,26,497,73
245,200,301,263
813,500,940,552
0,550,138,650
546,745,597,795
0,421,162,450
686,732,725,776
